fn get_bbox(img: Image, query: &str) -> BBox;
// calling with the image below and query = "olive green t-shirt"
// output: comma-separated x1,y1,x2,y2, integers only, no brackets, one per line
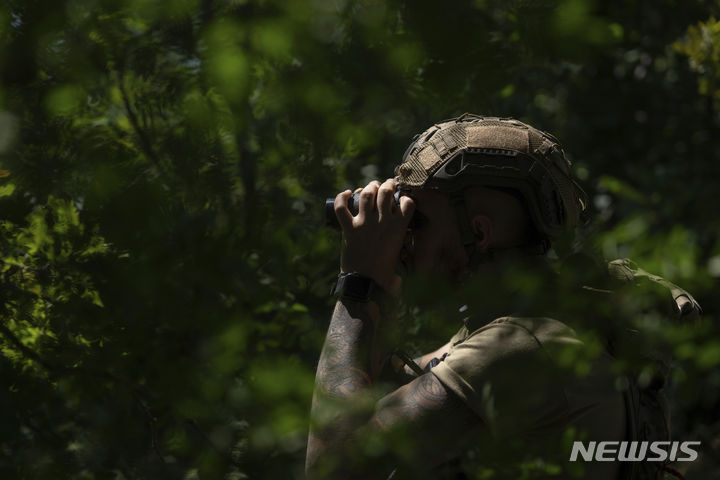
430,316,626,479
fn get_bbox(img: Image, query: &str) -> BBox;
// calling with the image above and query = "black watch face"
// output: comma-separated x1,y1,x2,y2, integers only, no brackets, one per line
335,274,375,301
344,274,373,298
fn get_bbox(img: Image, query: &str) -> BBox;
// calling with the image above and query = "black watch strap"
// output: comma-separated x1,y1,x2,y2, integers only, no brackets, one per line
332,272,382,303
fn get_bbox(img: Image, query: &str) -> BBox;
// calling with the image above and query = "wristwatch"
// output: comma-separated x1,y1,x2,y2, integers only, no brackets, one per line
332,272,383,303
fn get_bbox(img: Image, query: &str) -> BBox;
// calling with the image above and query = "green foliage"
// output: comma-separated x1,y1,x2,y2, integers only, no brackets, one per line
0,0,719,478
675,16,720,99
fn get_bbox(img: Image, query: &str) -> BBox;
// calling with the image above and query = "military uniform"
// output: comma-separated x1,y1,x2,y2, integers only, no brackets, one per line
431,316,625,479
388,115,701,479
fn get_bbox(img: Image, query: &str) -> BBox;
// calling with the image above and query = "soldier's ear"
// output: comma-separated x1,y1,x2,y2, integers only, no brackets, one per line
471,214,493,252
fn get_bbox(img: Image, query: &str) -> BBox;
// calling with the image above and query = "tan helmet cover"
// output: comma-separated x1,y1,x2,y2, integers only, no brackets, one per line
395,114,588,240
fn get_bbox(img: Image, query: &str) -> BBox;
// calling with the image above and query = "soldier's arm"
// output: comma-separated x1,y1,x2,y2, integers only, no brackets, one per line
306,298,480,479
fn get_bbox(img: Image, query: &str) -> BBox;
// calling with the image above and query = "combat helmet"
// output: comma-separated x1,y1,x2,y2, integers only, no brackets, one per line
395,113,588,265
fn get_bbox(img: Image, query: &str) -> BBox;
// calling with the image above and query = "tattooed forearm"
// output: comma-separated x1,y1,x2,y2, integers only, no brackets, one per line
373,373,448,430
313,299,377,396
306,301,477,478
306,297,388,476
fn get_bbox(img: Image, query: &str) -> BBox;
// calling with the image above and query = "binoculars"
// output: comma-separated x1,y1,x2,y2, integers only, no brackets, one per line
325,191,418,229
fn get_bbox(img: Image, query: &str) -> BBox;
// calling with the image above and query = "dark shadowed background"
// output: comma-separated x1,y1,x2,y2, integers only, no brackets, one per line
0,0,718,478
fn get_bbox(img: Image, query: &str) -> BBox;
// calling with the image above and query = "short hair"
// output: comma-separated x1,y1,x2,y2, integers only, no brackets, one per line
463,186,541,247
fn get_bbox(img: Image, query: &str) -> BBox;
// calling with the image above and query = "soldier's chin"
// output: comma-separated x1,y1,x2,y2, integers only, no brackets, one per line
411,262,463,283
435,260,469,284
396,255,413,278
452,264,474,284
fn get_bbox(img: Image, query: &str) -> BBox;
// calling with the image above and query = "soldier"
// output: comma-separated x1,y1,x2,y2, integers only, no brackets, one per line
306,114,700,479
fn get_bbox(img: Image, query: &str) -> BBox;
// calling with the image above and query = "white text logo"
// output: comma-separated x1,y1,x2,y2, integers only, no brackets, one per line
569,441,701,462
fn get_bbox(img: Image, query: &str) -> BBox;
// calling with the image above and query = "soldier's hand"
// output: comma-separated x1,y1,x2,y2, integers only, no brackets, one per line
334,178,415,296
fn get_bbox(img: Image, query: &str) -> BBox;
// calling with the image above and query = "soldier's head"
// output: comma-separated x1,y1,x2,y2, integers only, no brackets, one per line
395,114,588,277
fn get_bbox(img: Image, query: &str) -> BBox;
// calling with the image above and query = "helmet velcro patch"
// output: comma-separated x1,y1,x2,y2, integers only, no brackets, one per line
466,125,530,153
